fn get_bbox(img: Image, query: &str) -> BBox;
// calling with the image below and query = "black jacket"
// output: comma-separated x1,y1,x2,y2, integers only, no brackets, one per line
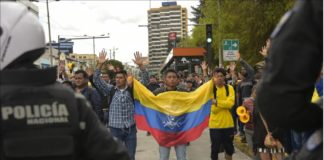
237,59,255,105
256,0,323,132
0,67,129,160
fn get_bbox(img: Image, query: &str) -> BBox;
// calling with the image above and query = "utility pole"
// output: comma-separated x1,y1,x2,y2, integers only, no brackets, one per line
93,36,95,66
57,35,60,55
46,0,53,66
112,47,118,60
57,34,109,67
217,0,223,67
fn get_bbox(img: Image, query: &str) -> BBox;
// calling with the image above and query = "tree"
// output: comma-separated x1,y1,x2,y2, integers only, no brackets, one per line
189,0,205,24
100,59,124,79
182,0,295,67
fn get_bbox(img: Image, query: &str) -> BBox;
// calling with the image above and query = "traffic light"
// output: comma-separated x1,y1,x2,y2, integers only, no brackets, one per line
206,24,212,44
206,24,213,67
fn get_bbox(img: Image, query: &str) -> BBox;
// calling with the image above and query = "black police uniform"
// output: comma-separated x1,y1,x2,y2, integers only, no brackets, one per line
256,0,322,159
0,67,129,160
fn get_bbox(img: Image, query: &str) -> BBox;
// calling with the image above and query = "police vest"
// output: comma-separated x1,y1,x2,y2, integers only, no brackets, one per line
0,82,82,160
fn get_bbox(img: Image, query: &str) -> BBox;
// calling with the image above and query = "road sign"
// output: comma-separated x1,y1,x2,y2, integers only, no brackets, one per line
223,39,239,61
168,32,176,41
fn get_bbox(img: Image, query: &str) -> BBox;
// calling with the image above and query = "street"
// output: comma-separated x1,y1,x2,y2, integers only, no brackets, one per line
136,130,252,160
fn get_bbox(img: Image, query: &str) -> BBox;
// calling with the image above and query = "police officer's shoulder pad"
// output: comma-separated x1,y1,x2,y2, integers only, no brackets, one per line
271,10,294,38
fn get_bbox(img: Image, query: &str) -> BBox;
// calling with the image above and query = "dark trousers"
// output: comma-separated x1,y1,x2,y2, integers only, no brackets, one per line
230,106,238,134
238,121,245,135
210,128,235,160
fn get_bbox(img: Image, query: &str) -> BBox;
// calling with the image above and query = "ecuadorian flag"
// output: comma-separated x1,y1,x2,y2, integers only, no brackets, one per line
133,79,214,147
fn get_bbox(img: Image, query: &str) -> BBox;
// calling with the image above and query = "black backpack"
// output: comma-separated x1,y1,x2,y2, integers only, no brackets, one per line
213,84,230,99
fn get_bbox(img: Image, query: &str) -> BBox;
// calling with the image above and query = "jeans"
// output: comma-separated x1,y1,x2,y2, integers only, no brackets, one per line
110,125,137,160
210,128,234,160
159,144,187,160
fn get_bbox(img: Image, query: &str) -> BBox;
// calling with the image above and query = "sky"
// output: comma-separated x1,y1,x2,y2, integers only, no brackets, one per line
37,0,200,65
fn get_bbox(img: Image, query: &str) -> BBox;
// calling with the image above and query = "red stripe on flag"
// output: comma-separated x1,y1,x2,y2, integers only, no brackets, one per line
134,114,209,147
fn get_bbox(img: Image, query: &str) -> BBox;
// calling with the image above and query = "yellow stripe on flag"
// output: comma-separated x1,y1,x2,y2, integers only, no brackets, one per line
133,79,214,116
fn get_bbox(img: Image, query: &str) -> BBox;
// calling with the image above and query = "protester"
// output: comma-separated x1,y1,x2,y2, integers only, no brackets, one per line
152,69,188,160
57,60,69,82
93,51,148,160
201,61,236,160
74,69,104,121
185,79,196,92
86,67,111,125
146,75,160,92
0,2,129,159
235,52,255,143
193,73,203,87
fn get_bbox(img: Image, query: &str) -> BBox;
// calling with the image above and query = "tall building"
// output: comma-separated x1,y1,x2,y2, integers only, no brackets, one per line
148,1,188,75
69,53,98,67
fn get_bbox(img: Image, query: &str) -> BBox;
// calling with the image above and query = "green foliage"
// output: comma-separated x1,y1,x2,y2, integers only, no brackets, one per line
189,0,205,24
183,0,295,67
101,59,124,75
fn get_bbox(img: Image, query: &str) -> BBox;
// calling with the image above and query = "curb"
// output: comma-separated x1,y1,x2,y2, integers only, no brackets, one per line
234,136,254,158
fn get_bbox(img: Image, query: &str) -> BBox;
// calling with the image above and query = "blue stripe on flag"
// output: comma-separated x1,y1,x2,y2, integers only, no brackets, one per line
134,100,211,133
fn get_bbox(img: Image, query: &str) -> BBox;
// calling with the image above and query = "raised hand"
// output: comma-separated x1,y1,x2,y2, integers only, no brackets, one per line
58,61,65,74
259,46,268,57
98,49,108,65
236,52,241,61
259,39,271,57
107,63,115,71
86,67,94,76
132,51,143,67
229,62,236,71
201,61,208,71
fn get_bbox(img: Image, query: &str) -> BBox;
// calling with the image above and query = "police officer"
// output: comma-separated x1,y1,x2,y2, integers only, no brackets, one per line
256,0,322,159
0,2,129,160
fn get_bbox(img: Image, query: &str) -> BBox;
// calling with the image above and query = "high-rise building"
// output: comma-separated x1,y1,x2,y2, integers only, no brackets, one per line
148,1,188,75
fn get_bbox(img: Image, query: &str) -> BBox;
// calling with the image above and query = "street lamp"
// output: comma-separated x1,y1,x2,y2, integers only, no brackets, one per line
57,34,110,67
83,33,110,65
31,0,60,66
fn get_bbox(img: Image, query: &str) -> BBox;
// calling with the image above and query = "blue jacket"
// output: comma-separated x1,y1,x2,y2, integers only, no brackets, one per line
81,86,104,122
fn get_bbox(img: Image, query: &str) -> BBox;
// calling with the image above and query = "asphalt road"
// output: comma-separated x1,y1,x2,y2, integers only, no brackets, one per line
135,130,252,160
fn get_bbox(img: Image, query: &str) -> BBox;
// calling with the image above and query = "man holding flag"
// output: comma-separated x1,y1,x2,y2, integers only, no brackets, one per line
152,69,188,160
133,68,216,160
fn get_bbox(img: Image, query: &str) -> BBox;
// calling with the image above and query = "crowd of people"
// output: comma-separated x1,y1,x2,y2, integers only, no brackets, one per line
1,0,322,160
53,36,323,160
